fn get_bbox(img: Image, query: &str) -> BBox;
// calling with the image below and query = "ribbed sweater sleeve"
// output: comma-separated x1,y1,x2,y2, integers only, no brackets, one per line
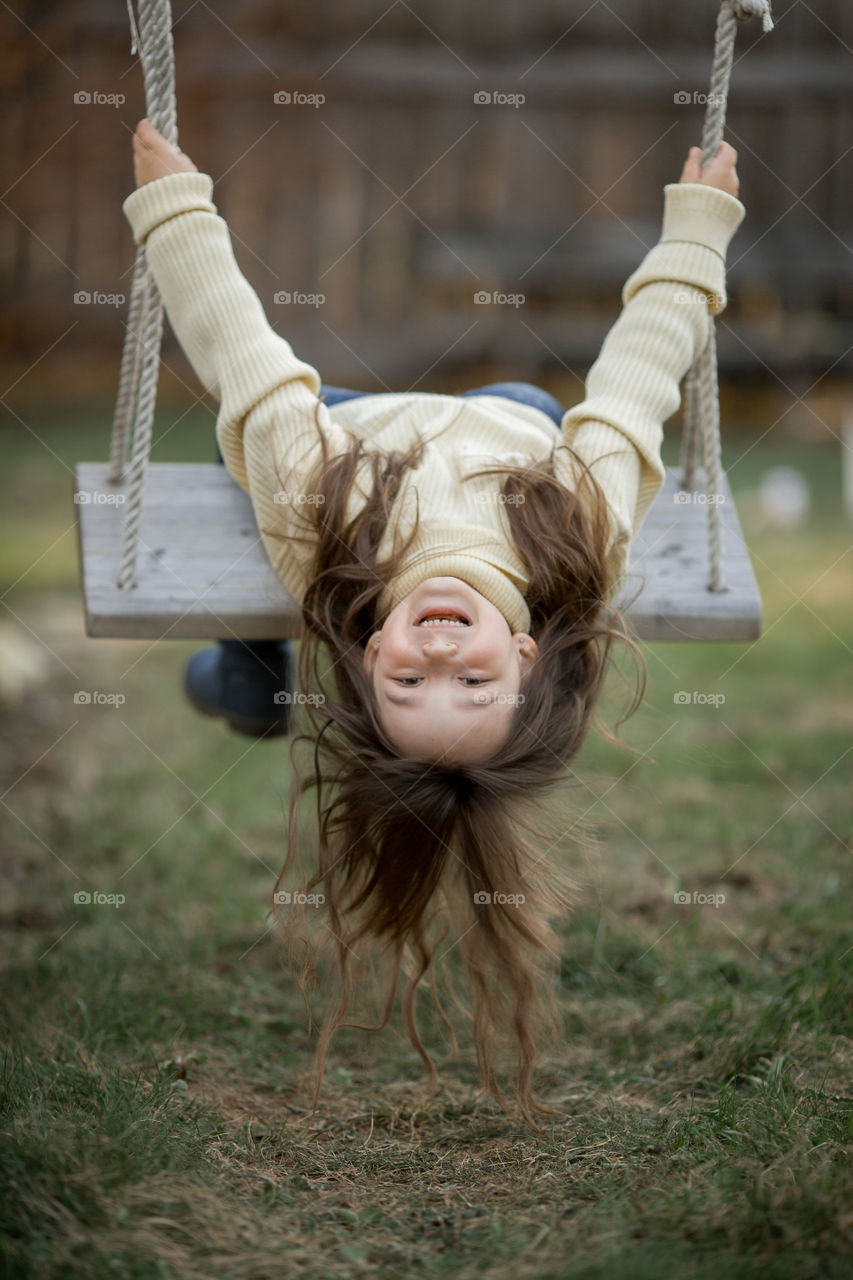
122,172,349,494
557,181,745,596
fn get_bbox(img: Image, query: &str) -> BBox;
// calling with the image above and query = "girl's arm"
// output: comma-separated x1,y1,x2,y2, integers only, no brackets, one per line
123,119,351,494
555,143,746,598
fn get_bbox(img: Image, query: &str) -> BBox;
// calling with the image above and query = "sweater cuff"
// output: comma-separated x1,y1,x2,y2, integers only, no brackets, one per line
622,183,746,316
660,182,745,258
122,172,216,246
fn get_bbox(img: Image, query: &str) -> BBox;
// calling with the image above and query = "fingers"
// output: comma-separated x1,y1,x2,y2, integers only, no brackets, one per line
679,140,739,196
136,117,166,139
132,116,198,185
133,119,158,158
134,117,178,152
703,141,739,176
684,140,738,171
703,141,739,196
680,145,702,182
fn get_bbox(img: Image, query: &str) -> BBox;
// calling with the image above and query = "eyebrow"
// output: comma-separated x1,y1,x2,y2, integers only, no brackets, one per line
384,692,498,709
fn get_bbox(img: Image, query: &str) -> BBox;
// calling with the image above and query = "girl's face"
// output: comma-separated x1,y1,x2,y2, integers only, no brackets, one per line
363,576,538,764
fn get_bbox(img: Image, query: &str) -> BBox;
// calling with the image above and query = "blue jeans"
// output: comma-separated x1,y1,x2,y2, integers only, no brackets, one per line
319,381,565,429
216,381,565,465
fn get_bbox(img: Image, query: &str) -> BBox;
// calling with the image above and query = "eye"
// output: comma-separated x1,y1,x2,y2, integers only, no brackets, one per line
393,676,488,687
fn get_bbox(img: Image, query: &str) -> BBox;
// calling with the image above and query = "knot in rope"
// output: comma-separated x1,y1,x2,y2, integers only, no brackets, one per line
729,0,774,34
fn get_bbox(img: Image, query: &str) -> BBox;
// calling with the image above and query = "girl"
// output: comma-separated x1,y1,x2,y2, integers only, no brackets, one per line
128,119,744,1128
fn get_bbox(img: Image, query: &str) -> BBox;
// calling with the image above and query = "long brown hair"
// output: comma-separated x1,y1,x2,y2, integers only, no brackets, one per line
269,405,646,1130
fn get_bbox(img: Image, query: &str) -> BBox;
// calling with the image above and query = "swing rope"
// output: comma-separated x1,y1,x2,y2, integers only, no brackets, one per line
109,0,177,589
680,0,773,591
108,0,772,594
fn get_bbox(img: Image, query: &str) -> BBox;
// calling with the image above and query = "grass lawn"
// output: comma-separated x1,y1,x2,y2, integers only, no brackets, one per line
1,408,851,1278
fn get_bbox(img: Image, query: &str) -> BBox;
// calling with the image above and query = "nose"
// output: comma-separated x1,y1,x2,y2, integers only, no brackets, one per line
421,636,459,660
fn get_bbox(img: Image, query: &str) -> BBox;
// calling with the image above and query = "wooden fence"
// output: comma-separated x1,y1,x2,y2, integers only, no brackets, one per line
3,0,852,403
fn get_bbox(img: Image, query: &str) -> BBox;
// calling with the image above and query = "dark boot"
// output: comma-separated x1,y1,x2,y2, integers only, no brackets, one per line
183,639,294,738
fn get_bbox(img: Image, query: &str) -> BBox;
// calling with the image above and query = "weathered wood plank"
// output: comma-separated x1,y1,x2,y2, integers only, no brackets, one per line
74,462,762,642
622,466,763,641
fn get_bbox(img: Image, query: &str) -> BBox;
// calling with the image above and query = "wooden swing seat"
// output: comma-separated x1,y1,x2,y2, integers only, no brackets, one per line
74,461,762,643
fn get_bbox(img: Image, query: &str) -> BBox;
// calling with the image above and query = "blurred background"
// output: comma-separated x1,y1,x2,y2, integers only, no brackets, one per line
3,0,852,415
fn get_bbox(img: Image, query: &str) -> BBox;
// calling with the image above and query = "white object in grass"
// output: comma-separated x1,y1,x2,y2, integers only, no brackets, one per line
757,466,810,530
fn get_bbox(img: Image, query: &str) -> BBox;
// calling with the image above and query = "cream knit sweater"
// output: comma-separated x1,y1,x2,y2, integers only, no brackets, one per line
123,173,745,635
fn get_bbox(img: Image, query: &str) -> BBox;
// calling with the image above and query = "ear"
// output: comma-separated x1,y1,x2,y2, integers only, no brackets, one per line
363,632,381,673
514,633,539,677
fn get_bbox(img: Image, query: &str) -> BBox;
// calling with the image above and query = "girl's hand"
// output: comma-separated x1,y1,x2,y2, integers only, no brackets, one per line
133,117,198,187
679,141,739,198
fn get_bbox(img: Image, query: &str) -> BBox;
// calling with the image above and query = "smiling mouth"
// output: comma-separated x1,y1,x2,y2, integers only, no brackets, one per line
414,610,472,627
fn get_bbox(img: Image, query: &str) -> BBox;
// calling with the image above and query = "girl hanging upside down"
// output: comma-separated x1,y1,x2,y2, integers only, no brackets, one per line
126,118,744,1128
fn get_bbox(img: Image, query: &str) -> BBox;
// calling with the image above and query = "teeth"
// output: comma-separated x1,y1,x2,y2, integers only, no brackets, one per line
418,616,468,626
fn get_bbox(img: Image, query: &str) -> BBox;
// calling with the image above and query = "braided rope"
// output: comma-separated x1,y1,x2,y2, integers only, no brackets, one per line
110,0,177,589
681,363,701,489
108,246,145,483
680,0,773,591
